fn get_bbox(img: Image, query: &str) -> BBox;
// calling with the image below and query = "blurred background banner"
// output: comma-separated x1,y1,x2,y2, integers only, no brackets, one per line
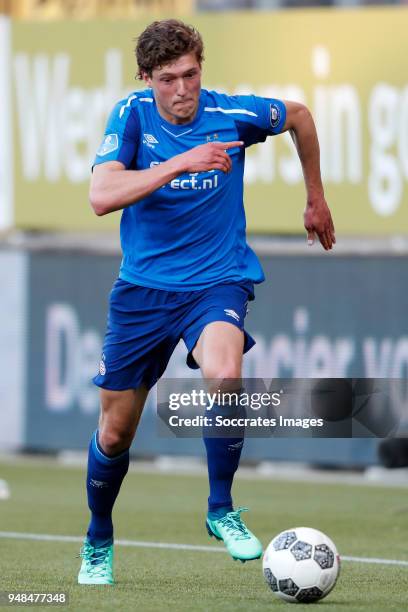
0,251,26,450
1,248,406,465
0,7,407,234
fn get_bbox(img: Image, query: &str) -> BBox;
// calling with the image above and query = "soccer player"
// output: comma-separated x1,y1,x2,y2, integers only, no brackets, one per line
78,19,335,585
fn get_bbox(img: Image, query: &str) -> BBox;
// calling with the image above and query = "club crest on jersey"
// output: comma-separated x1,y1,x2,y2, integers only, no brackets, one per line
97,133,119,156
143,133,159,148
270,103,281,129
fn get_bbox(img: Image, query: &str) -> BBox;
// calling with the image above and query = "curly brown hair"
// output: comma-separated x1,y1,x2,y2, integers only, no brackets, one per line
135,19,204,79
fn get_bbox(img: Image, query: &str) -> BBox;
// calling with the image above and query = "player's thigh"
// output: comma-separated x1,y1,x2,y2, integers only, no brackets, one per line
94,279,181,392
192,321,244,388
98,385,149,452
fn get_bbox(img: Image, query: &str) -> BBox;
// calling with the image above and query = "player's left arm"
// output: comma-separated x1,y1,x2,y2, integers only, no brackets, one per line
281,100,335,251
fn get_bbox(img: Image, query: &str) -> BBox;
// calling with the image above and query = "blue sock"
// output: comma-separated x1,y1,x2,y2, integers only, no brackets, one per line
86,430,129,545
203,401,244,520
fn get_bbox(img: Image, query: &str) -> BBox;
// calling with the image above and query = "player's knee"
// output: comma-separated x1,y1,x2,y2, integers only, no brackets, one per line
98,428,133,456
204,361,242,393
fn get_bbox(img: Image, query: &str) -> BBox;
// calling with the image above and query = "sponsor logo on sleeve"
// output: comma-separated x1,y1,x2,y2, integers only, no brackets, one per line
270,104,281,129
97,133,119,156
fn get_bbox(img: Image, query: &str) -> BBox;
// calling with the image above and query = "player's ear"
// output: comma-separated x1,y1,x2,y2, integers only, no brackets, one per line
142,71,152,87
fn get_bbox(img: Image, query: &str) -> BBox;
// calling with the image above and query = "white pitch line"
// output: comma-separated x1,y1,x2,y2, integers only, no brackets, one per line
341,555,408,567
0,531,226,553
0,531,408,567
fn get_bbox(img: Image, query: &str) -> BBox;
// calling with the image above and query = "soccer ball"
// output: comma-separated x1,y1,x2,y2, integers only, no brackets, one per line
262,527,340,603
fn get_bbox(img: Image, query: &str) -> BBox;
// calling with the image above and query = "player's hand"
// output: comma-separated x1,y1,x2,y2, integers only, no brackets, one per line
174,141,244,174
304,196,336,251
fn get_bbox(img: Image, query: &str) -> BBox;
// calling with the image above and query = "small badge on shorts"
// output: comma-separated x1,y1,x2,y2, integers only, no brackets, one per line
270,103,281,130
99,357,106,376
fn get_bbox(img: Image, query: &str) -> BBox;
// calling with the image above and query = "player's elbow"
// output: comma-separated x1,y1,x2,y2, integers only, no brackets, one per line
286,102,313,131
89,189,111,216
297,104,313,125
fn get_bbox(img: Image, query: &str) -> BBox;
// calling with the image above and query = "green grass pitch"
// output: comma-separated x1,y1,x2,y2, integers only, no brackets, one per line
0,459,407,611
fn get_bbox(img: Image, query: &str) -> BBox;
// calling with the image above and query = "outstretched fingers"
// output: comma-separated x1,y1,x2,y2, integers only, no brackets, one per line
218,141,244,151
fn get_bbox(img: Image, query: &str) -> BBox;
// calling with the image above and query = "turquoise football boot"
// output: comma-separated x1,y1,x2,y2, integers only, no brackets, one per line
206,507,262,562
78,539,114,585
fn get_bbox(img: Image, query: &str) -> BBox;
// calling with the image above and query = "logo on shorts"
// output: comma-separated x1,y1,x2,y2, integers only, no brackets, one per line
224,309,240,322
99,357,106,376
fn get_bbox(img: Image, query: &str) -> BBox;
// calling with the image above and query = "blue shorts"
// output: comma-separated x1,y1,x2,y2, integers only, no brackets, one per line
93,278,256,391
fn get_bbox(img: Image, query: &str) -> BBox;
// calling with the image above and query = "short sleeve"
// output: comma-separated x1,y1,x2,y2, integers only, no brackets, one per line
93,96,141,168
228,95,286,147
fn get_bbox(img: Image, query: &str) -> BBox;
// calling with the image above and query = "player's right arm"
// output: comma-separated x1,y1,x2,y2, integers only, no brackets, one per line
90,141,242,216
90,160,180,216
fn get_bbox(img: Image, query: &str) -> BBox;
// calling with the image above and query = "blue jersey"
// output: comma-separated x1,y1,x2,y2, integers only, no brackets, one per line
94,88,286,291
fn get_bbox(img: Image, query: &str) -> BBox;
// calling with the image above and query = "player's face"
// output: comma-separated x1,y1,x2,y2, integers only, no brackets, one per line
143,52,202,125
